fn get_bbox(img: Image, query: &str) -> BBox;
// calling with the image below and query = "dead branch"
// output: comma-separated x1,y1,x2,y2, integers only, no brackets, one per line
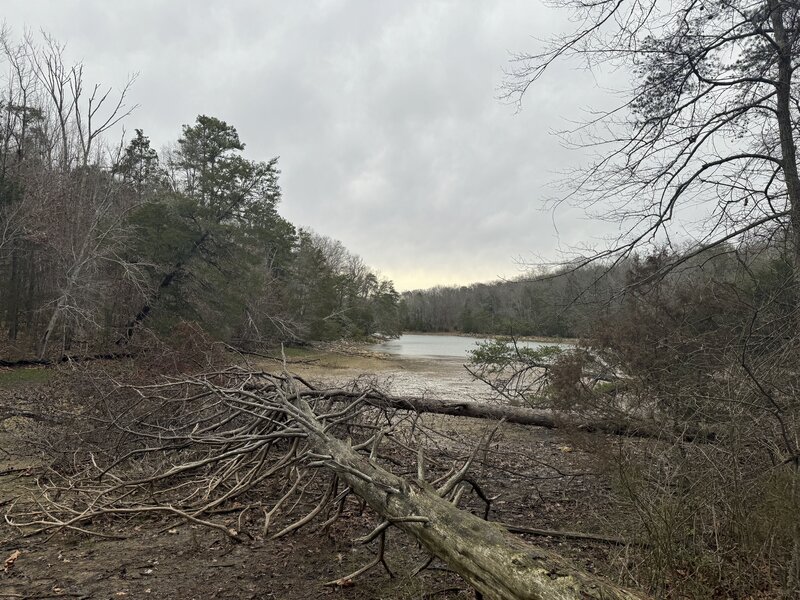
5,368,647,599
301,386,716,442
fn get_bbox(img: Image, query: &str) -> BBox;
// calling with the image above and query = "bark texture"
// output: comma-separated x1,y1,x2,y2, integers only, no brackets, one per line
307,388,715,442
296,398,648,600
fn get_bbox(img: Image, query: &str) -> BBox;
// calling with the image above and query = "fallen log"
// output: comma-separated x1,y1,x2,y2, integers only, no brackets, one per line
0,357,50,367
300,387,716,442
0,351,132,368
294,397,648,599
0,406,62,424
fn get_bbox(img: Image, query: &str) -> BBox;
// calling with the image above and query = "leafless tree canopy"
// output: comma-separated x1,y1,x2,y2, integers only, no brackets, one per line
505,0,800,272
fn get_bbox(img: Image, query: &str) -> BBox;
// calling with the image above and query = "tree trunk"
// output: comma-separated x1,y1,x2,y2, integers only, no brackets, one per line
117,268,176,344
295,398,648,600
38,216,95,359
6,245,20,339
118,231,210,344
305,388,715,442
767,3,800,592
38,292,67,359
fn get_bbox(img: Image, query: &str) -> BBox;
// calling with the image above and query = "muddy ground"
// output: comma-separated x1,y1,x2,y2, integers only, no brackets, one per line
1,350,630,600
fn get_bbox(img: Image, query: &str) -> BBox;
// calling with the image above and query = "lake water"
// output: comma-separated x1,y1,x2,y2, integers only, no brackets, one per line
369,333,566,360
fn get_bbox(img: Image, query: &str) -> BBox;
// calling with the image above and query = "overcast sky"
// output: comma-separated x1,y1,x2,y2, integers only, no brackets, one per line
4,1,619,291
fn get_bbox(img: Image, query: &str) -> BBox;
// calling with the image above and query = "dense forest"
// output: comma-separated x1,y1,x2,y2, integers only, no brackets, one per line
401,241,795,343
399,264,621,338
0,36,401,362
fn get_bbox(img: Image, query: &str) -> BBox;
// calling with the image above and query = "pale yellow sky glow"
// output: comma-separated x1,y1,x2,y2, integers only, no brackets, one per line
383,266,514,292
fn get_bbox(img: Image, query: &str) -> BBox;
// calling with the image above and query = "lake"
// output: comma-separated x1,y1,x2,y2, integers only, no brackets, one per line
369,333,567,360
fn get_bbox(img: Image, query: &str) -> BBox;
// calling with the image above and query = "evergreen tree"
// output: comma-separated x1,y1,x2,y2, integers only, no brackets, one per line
121,115,293,342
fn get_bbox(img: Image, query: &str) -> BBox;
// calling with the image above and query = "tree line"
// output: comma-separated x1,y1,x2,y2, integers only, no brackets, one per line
400,264,624,338
0,32,401,361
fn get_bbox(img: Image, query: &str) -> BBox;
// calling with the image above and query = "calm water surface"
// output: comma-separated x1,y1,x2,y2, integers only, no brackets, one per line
369,334,565,359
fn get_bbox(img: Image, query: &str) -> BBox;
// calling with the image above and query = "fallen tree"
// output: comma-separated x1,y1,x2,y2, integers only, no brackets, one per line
291,383,715,443
296,401,645,599
7,368,648,599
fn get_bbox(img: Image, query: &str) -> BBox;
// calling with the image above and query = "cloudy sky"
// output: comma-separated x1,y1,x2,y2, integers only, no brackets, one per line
4,1,619,291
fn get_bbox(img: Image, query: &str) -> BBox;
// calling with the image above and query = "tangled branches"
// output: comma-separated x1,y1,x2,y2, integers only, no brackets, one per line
5,367,645,599
5,370,485,579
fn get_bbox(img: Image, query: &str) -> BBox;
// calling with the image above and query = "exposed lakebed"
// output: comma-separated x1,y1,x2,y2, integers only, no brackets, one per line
290,334,570,403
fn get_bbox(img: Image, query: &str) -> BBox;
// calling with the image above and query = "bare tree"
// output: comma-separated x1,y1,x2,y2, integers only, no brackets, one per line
505,0,800,275
505,2,800,593
25,32,136,171
24,33,137,357
0,31,143,357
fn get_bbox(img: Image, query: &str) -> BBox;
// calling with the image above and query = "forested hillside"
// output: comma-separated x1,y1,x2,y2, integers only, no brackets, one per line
402,241,795,345
0,36,400,361
400,264,623,338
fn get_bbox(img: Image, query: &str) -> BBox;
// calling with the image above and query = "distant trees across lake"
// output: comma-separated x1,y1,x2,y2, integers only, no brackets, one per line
400,263,621,338
400,243,793,341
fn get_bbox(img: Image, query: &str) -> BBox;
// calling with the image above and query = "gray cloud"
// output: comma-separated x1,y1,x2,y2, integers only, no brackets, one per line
4,0,617,290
